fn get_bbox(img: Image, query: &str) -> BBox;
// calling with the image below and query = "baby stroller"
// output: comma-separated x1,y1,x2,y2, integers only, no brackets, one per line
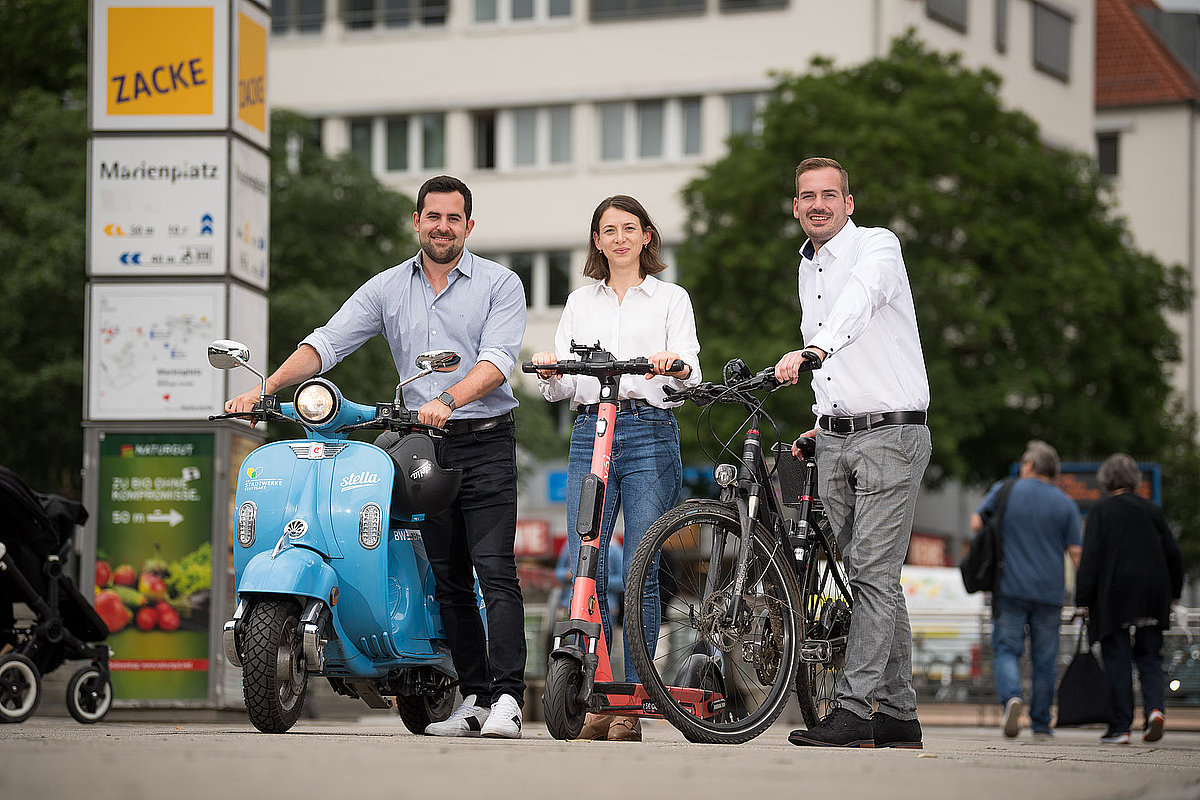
0,465,112,723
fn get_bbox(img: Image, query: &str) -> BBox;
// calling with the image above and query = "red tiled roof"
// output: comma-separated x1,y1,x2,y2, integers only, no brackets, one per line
1096,0,1200,107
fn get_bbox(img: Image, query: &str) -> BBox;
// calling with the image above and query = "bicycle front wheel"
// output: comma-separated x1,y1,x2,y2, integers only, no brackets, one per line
625,500,801,744
795,516,853,727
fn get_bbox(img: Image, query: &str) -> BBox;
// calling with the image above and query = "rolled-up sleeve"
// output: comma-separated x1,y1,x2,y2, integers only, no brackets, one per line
476,269,527,378
300,276,385,374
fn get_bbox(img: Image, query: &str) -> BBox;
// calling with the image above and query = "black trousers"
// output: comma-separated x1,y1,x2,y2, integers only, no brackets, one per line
1100,625,1166,733
423,421,526,706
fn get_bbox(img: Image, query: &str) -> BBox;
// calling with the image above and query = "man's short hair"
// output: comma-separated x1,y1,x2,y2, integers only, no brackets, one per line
1098,453,1141,494
417,175,473,220
1021,440,1061,479
796,157,850,196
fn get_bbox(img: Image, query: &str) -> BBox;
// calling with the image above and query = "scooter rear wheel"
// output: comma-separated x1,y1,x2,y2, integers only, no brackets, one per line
242,599,307,733
543,656,586,740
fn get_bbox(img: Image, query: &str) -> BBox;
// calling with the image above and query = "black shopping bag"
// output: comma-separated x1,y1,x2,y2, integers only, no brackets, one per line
1055,623,1110,727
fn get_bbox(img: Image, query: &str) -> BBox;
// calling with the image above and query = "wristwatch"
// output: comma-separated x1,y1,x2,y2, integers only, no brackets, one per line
437,391,456,411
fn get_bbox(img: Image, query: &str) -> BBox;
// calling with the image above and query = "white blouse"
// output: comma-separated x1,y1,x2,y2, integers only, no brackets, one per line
537,275,702,409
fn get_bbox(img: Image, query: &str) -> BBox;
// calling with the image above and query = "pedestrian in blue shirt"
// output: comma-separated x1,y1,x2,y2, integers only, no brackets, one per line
971,440,1081,741
226,175,529,739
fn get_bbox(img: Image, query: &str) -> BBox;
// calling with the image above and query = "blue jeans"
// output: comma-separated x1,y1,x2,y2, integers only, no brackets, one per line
566,405,680,682
992,596,1061,733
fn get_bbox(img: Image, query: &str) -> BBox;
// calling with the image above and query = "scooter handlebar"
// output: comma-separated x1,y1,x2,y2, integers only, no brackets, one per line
521,357,686,376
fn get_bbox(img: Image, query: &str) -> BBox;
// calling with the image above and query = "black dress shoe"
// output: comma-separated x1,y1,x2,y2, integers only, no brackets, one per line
789,707,874,747
871,711,923,749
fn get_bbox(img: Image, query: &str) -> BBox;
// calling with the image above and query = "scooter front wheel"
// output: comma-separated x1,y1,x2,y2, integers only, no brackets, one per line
242,599,307,733
543,657,586,740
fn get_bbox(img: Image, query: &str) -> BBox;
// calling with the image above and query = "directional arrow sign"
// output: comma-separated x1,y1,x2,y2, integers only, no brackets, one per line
146,509,185,527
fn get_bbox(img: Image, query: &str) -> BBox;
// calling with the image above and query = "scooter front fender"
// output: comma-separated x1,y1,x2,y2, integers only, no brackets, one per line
237,546,337,604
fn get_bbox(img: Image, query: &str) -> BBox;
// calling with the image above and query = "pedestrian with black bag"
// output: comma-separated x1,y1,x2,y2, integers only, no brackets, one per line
970,441,1081,740
1075,453,1184,745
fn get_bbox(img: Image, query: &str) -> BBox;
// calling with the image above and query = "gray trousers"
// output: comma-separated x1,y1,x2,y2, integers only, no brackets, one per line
815,423,931,721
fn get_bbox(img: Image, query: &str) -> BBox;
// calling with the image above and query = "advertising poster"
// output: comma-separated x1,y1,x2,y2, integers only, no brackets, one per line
89,136,228,277
233,0,269,149
87,283,227,420
91,0,230,131
95,432,215,701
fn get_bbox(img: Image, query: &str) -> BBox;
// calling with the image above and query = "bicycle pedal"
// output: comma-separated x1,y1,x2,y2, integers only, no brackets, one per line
800,639,833,663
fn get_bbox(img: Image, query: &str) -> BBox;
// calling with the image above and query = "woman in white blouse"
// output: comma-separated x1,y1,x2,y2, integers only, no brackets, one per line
532,195,701,741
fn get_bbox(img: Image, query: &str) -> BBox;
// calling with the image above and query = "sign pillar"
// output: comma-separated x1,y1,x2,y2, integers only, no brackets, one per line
84,0,270,708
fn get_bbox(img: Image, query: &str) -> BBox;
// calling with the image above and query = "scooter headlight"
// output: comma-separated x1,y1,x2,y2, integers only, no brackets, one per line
294,379,338,425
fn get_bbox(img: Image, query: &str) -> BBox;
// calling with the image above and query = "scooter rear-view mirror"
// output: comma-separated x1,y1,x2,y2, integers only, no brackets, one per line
208,340,253,370
416,350,461,373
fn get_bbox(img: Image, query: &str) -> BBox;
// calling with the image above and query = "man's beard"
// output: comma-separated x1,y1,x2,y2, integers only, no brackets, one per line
421,237,463,265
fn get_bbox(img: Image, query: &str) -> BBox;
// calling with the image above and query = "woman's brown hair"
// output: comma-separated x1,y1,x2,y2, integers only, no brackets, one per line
583,195,668,280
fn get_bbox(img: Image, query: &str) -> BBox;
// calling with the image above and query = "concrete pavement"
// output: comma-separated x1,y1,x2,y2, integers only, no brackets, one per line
1,715,1198,800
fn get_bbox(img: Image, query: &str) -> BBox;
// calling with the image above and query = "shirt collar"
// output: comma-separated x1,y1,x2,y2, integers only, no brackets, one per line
411,248,474,278
591,273,659,297
800,217,858,263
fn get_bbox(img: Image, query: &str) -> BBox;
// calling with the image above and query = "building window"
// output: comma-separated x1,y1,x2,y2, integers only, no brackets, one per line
473,106,573,171
719,0,787,12
727,92,764,137
926,0,967,33
349,117,373,170
474,0,572,22
994,0,1007,53
1032,2,1071,81
482,251,574,308
342,0,447,30
598,98,703,163
681,97,702,156
590,0,704,23
1097,132,1119,177
386,116,409,171
349,114,446,174
273,0,326,34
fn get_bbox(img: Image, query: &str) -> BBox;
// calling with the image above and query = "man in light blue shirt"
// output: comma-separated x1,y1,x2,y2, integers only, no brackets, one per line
226,175,528,738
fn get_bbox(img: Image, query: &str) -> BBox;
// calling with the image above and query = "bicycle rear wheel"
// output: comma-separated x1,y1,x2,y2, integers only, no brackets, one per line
625,501,801,744
795,517,852,727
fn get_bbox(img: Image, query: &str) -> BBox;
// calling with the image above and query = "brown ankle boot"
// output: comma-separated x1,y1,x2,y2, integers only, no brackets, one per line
608,716,642,741
577,713,614,740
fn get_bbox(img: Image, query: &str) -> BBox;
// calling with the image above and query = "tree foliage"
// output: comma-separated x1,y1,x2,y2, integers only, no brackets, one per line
0,0,89,493
680,34,1200,567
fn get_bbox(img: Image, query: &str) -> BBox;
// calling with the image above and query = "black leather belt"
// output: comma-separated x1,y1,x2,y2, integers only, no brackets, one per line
578,398,649,415
442,411,514,436
818,411,927,434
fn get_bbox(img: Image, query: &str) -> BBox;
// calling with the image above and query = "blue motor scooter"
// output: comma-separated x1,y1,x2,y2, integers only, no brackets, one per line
207,339,467,734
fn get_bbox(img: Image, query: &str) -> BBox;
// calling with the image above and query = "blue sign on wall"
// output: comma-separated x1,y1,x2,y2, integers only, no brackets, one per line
547,470,568,504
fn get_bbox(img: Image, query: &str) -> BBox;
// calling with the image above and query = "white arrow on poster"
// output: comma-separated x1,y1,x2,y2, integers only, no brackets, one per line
89,136,228,277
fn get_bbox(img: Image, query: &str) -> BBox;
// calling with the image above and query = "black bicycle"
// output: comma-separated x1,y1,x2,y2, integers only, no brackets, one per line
623,355,853,744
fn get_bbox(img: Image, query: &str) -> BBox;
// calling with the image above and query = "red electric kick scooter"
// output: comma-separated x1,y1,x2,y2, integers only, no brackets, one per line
523,341,725,740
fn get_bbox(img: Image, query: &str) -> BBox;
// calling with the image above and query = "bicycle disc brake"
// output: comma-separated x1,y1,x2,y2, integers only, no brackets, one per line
699,590,744,652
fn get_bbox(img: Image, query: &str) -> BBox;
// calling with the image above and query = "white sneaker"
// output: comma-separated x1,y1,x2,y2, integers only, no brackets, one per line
480,693,522,739
424,695,490,737
1001,697,1022,738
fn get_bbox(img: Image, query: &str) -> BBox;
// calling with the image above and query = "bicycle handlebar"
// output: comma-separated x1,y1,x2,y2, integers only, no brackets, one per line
664,355,820,406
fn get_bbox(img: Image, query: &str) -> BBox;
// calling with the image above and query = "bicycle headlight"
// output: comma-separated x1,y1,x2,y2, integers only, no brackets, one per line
714,463,738,487
294,379,338,425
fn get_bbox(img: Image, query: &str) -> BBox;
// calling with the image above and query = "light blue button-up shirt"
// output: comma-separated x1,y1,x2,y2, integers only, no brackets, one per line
301,249,527,418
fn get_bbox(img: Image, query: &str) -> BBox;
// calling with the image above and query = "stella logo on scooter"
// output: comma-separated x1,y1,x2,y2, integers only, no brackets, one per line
340,471,381,491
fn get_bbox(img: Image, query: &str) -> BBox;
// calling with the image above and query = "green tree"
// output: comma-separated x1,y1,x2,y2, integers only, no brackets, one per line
680,34,1200,566
0,0,89,494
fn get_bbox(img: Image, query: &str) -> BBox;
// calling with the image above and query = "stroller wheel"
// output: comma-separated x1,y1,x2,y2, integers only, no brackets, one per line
0,653,42,723
66,666,113,724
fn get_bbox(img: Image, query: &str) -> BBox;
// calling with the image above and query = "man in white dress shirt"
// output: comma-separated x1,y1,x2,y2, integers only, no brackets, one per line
775,157,932,750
